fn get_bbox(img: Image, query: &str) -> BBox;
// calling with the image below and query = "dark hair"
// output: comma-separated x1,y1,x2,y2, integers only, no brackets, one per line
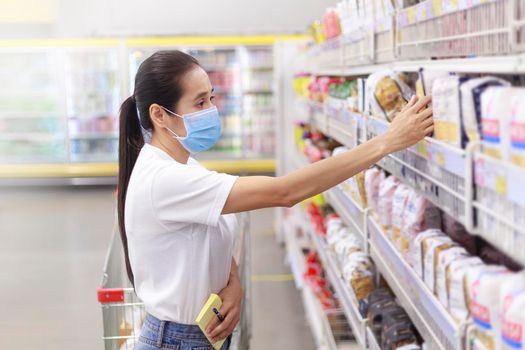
117,50,200,286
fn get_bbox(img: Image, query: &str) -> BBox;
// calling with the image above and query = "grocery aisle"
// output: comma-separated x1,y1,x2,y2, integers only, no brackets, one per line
249,209,315,350
0,187,314,349
0,186,115,350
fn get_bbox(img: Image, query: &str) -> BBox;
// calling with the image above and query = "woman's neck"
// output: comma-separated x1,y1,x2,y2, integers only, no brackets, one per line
150,134,190,164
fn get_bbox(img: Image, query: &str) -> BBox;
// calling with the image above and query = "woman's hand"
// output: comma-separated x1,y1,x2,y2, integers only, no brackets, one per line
206,264,243,344
382,95,434,153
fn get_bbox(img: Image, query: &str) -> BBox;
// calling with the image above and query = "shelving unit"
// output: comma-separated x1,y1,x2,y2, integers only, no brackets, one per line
0,36,293,180
276,1,525,348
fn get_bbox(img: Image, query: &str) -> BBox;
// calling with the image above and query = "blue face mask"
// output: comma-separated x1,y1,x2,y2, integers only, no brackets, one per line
161,105,222,154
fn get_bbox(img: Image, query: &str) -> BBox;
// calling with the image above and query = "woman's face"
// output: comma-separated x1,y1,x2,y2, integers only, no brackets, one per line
164,66,216,137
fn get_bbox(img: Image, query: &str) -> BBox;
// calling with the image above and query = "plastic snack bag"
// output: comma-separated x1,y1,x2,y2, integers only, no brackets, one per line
500,273,525,350
460,76,509,148
481,87,514,160
448,257,484,321
468,266,513,350
391,184,411,244
366,70,414,122
378,176,401,230
509,89,525,168
365,168,385,216
431,75,469,147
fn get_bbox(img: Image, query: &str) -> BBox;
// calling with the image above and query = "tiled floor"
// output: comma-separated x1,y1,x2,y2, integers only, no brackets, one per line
0,187,314,349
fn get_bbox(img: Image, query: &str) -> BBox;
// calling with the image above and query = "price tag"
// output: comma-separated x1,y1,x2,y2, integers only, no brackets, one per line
407,7,416,24
417,141,429,158
495,175,507,195
437,150,445,167
415,3,427,22
433,0,443,16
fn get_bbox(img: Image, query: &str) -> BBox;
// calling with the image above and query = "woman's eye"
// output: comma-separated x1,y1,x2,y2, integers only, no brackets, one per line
210,95,216,101
198,101,205,107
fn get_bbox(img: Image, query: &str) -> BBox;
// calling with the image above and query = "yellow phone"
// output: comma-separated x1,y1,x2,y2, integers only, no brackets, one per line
195,294,226,350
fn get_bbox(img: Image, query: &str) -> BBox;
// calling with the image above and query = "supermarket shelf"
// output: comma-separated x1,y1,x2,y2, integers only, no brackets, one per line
313,108,469,226
70,132,119,140
0,159,276,178
308,229,367,349
365,328,381,350
305,53,525,77
472,152,525,265
2,133,64,141
243,89,273,94
323,187,367,242
282,216,306,289
302,286,338,350
368,217,464,350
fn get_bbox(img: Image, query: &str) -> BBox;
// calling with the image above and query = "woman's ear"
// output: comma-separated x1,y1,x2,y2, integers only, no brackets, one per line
149,104,167,128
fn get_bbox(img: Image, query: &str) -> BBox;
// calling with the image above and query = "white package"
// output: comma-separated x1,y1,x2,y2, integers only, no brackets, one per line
435,246,469,307
378,176,400,230
411,229,444,278
468,265,513,349
448,257,484,321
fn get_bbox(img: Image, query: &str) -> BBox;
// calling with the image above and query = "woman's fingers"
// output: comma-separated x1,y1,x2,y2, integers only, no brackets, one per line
422,116,434,128
425,125,435,135
209,309,238,343
409,95,432,113
416,107,433,120
402,95,418,111
205,314,221,336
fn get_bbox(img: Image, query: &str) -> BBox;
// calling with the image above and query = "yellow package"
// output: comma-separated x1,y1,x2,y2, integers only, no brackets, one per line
195,294,226,350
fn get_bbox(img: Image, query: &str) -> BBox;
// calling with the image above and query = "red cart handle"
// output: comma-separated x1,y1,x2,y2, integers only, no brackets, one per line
97,288,124,303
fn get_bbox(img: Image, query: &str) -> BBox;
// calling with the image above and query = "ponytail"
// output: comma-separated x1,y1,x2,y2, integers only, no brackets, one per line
117,95,144,286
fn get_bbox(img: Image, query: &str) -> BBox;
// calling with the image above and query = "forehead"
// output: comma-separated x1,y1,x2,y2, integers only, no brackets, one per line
180,66,212,96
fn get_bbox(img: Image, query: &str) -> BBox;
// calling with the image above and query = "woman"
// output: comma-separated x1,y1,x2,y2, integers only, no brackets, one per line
118,50,433,350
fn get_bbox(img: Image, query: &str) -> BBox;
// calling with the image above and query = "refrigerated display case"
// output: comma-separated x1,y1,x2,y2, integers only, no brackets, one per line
0,36,306,181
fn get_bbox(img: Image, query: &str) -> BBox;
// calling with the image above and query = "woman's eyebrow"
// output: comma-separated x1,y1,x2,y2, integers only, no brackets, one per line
194,88,214,100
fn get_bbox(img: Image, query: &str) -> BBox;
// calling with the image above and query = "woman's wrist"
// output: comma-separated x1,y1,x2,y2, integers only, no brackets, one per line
373,132,398,156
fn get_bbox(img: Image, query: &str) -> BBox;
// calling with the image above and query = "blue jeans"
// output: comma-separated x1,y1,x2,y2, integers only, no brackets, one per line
134,313,231,350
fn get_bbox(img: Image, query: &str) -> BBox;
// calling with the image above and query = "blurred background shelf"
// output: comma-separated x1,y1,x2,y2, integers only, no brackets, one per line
0,38,279,179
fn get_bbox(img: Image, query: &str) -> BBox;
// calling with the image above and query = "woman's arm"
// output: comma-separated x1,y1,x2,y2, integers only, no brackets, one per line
222,96,433,215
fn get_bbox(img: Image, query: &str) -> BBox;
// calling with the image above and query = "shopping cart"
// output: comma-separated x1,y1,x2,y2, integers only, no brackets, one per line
97,213,253,350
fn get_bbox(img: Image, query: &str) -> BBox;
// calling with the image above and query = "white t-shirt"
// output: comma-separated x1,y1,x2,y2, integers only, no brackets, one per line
125,143,238,324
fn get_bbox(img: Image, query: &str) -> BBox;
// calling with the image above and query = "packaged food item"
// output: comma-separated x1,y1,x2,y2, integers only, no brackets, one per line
500,273,525,350
365,168,386,216
366,70,415,122
378,176,401,231
431,75,469,147
322,7,342,39
509,89,525,168
368,298,400,336
468,266,513,350
348,171,368,208
435,246,469,306
401,192,442,259
423,236,455,292
411,229,444,278
342,252,375,301
381,319,420,350
448,257,484,321
460,77,509,148
391,184,411,244
416,68,449,98
355,171,368,208
441,212,478,255
481,87,513,160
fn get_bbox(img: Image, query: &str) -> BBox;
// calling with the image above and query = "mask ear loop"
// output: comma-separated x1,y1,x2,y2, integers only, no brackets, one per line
160,106,188,140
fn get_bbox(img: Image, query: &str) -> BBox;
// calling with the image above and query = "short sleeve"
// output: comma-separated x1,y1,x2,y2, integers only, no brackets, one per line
152,164,238,227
